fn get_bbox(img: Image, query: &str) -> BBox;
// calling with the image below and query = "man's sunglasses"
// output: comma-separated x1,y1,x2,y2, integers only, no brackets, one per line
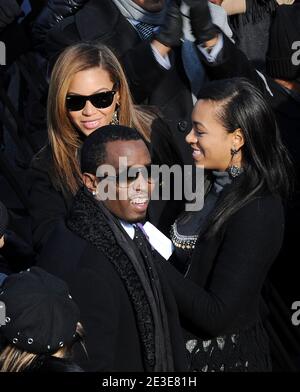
98,165,159,188
66,90,117,111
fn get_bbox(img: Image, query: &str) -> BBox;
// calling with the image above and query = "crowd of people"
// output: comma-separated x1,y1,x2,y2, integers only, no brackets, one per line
0,0,300,372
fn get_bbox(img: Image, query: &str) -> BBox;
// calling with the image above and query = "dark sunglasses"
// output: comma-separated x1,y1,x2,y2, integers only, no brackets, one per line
98,165,159,188
66,90,117,111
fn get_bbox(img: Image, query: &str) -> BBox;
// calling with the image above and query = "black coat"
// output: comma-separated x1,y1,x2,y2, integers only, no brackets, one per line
36,189,188,372
162,193,284,371
32,0,88,54
27,145,73,252
166,193,285,336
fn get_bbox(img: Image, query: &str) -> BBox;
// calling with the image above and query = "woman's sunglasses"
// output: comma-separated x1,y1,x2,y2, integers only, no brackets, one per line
66,90,117,111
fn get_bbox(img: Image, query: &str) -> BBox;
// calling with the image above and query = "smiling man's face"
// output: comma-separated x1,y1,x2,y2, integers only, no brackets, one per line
98,140,155,223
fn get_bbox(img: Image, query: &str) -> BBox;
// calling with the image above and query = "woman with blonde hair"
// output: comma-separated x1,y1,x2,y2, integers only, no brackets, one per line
28,41,155,252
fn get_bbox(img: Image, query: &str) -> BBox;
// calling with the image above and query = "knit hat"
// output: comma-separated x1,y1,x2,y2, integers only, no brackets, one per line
0,201,8,237
0,267,80,354
266,4,300,80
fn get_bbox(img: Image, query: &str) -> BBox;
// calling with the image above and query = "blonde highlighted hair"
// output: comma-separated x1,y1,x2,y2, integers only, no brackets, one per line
0,322,86,372
47,42,154,195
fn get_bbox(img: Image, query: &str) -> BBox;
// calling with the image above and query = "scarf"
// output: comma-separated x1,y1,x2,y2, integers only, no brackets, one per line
111,0,169,25
67,188,174,371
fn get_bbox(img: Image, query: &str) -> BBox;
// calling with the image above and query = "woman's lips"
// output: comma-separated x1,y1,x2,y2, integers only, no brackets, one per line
81,119,102,130
192,149,203,159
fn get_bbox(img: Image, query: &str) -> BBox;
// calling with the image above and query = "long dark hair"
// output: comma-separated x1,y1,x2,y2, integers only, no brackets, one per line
197,78,293,238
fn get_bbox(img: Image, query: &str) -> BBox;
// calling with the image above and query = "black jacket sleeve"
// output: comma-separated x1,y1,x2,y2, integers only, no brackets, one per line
68,267,120,371
161,196,284,337
27,150,70,252
0,230,36,271
0,0,21,32
32,0,88,53
198,33,271,96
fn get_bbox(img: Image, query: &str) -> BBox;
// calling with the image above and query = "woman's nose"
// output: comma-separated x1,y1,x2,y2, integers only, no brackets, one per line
82,99,97,115
186,128,197,145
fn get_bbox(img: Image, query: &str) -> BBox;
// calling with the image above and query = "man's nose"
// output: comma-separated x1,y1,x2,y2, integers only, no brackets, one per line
133,172,148,192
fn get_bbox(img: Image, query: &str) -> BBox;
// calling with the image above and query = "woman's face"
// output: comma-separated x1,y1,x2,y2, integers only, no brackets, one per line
186,99,237,171
67,67,120,136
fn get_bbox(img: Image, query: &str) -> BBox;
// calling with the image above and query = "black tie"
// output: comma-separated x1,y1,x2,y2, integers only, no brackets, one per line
133,223,151,258
133,223,157,282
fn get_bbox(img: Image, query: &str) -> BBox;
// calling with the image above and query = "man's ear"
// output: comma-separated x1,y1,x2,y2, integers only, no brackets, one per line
82,173,97,193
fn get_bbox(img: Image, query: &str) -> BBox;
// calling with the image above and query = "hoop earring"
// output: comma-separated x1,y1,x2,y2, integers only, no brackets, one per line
110,104,119,125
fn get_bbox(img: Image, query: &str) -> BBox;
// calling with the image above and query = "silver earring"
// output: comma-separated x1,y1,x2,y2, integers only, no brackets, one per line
110,105,119,125
228,147,242,178
228,165,242,178
92,191,96,196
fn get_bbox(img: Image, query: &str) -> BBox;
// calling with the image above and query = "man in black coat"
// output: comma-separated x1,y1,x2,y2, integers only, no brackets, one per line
37,125,187,372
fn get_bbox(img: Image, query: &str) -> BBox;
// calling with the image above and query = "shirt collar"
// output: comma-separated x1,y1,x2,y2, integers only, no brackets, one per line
119,220,135,240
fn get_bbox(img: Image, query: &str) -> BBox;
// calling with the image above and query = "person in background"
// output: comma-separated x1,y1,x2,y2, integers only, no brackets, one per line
0,201,35,275
0,267,85,372
0,0,22,32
